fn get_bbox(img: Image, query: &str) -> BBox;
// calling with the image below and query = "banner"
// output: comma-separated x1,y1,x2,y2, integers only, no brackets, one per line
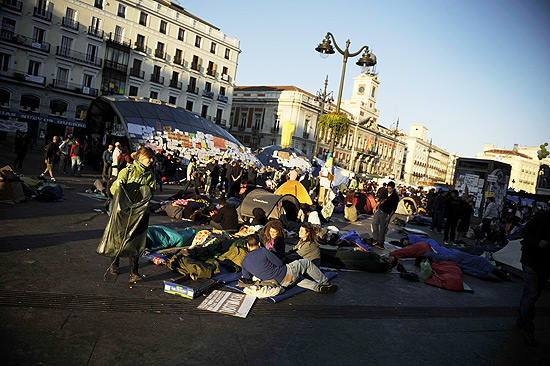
0,120,28,132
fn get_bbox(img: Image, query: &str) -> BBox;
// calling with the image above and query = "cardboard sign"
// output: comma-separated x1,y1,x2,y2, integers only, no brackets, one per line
198,290,255,318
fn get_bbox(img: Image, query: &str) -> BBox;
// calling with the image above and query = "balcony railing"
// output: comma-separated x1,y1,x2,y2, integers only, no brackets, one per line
62,17,79,31
129,68,144,78
187,85,198,94
51,79,98,97
0,68,45,85
203,90,214,99
238,125,246,131
206,68,215,77
106,32,131,48
101,85,124,95
173,57,183,65
88,26,104,39
150,74,164,84
221,73,230,82
191,62,200,71
0,30,51,53
252,125,260,132
104,60,128,73
154,49,166,60
1,0,21,12
56,47,102,67
169,80,182,90
302,132,310,139
33,7,52,21
134,42,146,53
271,127,279,133
217,94,228,103
214,118,226,126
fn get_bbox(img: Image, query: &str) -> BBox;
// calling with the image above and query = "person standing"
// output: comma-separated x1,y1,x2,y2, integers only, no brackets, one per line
221,157,232,198
58,136,71,174
13,131,30,169
40,136,60,182
247,164,257,192
228,160,243,198
482,196,498,239
206,156,220,197
517,211,550,347
430,191,445,233
371,181,399,249
182,158,199,194
443,189,461,245
70,138,84,177
102,144,114,181
111,142,122,178
456,194,474,244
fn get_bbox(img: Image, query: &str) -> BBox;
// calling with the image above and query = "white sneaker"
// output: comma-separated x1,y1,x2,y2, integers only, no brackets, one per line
51,177,56,182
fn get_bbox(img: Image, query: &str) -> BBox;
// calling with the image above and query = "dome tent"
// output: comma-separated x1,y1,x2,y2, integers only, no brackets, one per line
237,188,300,224
86,96,261,165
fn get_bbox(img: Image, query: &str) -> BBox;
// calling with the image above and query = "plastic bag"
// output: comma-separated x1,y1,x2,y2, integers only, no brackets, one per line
96,184,152,258
420,259,433,281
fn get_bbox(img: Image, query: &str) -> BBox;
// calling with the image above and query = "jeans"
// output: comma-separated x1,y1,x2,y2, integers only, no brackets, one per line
279,258,329,292
519,263,550,331
444,218,458,242
431,211,444,232
59,154,70,173
371,210,389,244
102,162,111,180
71,156,82,176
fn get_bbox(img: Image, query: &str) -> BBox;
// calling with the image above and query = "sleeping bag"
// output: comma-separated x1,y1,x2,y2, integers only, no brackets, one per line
425,261,464,292
423,251,497,278
390,242,434,258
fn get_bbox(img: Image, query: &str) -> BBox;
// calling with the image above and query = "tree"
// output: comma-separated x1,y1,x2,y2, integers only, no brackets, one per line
318,112,350,161
538,142,549,160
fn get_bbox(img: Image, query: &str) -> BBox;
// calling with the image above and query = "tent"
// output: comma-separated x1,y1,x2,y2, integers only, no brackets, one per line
395,197,418,217
255,145,312,171
274,180,313,205
344,191,376,214
492,239,522,271
237,188,300,223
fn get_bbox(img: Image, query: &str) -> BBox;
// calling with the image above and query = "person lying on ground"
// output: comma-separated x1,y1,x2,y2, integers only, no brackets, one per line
260,220,286,258
209,199,239,231
241,234,338,294
284,222,321,267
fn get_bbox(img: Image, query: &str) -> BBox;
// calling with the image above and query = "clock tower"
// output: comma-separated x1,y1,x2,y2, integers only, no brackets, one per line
340,71,380,123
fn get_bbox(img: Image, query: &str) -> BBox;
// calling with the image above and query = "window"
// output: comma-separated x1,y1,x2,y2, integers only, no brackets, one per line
136,34,145,51
28,60,41,76
94,0,103,9
174,49,182,64
0,52,10,71
50,100,68,117
221,66,229,81
139,12,148,26
225,48,230,60
371,86,376,97
169,96,177,105
0,89,10,107
201,105,208,118
152,65,161,79
129,85,139,96
159,20,167,34
33,27,46,43
254,113,262,130
188,76,197,89
219,86,226,96
150,91,159,99
207,61,215,76
117,4,126,17
186,100,193,111
191,55,200,71
1,18,16,36
178,28,184,41
83,74,93,88
86,44,98,63
65,7,75,21
239,112,248,128
91,16,102,32
205,81,212,92
195,35,201,48
20,95,40,112
155,42,165,58
76,105,88,120
210,42,216,54
60,36,73,55
56,67,69,87
114,25,124,43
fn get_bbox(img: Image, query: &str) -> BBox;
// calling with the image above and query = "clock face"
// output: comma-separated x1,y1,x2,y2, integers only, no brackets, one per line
358,86,365,93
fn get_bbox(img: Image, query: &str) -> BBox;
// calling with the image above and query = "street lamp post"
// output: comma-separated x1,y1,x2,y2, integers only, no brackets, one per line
424,138,433,183
315,32,376,163
313,75,333,162
389,119,400,177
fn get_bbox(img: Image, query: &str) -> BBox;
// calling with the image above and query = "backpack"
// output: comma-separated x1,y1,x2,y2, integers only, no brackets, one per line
73,144,82,156
118,153,129,170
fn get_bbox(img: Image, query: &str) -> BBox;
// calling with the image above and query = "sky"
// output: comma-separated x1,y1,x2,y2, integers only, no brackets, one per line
180,0,550,157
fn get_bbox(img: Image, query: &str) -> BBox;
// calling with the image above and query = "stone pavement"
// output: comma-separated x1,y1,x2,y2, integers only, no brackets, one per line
0,140,549,365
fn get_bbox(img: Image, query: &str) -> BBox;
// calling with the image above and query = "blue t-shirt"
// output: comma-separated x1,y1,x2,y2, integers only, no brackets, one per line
241,247,287,283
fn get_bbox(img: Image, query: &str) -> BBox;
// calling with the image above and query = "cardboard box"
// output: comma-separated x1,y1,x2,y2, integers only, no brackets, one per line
163,277,216,299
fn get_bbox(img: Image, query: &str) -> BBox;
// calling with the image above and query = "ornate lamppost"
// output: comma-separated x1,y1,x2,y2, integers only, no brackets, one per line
312,75,333,162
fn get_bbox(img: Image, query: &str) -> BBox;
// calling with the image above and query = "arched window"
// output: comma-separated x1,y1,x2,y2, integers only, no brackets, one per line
76,104,88,120
20,94,40,112
0,89,10,107
50,100,68,117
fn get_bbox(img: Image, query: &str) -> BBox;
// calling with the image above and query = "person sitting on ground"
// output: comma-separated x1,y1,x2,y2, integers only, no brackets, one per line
209,198,239,231
250,207,268,226
344,201,358,222
241,234,338,294
284,223,321,267
260,220,286,258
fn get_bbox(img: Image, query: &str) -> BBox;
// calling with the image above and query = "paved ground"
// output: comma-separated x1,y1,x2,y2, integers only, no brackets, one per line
0,141,549,366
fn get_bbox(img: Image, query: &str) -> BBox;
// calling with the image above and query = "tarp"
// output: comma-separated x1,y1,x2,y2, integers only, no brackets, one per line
344,191,376,214
237,188,300,223
320,247,387,272
255,145,312,171
96,184,152,258
274,180,313,205
492,239,522,271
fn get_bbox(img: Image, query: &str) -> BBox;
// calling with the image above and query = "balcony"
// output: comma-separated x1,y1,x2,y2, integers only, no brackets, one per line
302,132,310,139
104,60,128,73
106,32,131,48
62,17,79,31
271,127,279,133
1,0,21,12
0,30,51,53
134,42,146,53
203,90,214,99
87,26,104,39
173,57,183,66
129,68,144,79
56,47,102,67
169,79,182,90
252,125,260,132
221,73,230,82
215,118,226,126
187,85,198,94
50,79,98,97
154,49,166,60
206,68,215,77
150,74,164,85
217,94,228,103
0,68,45,85
238,125,246,131
190,62,200,71
33,7,52,21
101,85,124,95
